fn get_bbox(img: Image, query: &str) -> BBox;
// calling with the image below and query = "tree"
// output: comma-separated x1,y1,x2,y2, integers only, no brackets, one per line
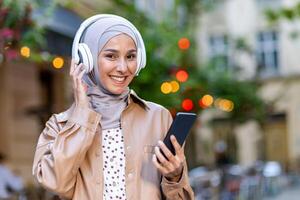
102,0,267,167
0,0,58,65
102,0,265,121
265,2,300,39
266,2,300,22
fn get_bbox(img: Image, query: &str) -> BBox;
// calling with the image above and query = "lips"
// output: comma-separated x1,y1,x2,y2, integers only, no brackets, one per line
110,75,126,83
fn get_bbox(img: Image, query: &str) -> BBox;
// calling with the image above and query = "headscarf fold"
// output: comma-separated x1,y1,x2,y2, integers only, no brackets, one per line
77,14,146,129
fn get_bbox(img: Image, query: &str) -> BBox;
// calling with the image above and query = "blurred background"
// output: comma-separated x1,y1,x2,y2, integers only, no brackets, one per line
1,0,300,199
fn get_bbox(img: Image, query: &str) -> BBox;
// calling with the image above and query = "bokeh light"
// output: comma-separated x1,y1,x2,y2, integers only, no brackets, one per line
161,82,172,94
178,38,190,50
20,46,30,58
202,94,214,107
198,99,206,109
170,81,180,93
215,98,234,112
52,57,64,69
182,99,194,111
176,70,189,82
222,99,234,112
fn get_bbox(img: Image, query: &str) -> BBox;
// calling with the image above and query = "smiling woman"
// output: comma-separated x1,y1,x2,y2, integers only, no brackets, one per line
98,34,137,94
32,14,194,200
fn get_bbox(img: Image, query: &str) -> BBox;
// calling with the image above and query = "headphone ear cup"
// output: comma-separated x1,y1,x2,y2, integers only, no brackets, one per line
78,43,93,73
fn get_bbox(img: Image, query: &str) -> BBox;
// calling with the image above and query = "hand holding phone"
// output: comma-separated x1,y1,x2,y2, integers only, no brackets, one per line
153,112,196,181
162,112,197,156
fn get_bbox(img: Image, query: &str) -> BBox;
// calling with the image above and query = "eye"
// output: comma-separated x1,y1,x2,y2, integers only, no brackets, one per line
127,54,136,60
105,54,117,60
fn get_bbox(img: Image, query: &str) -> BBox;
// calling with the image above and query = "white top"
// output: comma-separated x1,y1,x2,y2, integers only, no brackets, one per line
102,127,126,200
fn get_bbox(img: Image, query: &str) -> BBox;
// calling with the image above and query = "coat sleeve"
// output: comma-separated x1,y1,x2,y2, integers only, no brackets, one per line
160,110,195,200
32,107,101,199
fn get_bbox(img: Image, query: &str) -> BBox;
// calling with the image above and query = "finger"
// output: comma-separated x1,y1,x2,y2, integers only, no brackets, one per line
82,82,88,93
154,146,170,169
152,154,167,175
161,138,183,170
73,63,84,77
76,70,87,93
72,63,81,82
170,135,184,157
78,67,86,81
69,59,75,75
72,72,77,90
158,140,176,163
72,64,84,89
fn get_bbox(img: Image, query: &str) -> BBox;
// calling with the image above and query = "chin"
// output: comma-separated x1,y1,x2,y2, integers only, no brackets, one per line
109,87,126,95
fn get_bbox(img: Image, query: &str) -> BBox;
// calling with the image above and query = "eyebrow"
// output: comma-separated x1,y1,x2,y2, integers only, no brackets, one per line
103,49,137,53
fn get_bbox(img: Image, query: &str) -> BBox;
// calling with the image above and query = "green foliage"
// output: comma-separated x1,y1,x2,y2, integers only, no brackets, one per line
265,2,300,22
265,9,280,23
204,66,265,123
104,0,266,123
178,63,266,122
105,0,194,109
0,0,56,63
0,0,266,122
265,3,300,39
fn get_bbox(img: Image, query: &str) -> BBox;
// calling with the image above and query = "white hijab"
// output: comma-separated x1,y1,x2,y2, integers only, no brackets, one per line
80,14,146,129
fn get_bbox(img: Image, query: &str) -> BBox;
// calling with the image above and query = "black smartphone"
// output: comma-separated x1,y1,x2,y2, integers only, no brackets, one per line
162,112,197,156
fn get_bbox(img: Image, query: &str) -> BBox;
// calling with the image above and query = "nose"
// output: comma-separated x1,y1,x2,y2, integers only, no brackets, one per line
116,58,128,73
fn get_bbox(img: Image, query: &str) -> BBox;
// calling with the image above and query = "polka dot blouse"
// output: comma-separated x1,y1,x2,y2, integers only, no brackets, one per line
102,127,127,200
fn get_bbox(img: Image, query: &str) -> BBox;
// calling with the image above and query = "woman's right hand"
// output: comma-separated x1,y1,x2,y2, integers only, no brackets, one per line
70,59,89,108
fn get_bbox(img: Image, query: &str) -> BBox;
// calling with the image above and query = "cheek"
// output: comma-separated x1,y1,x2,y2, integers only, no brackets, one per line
98,60,112,74
127,75,135,83
98,61,111,85
128,61,138,74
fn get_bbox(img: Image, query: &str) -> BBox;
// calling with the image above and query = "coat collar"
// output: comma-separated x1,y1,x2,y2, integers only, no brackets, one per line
128,89,149,110
55,89,148,123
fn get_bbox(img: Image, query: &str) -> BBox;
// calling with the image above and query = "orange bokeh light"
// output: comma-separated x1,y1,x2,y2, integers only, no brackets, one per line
215,98,234,112
170,80,180,93
52,57,64,69
198,99,206,109
176,70,189,82
20,46,30,58
161,82,172,94
178,38,190,50
182,99,194,111
221,99,234,112
202,95,214,107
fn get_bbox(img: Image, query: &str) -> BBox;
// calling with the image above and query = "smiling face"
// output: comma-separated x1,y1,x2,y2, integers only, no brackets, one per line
98,34,137,95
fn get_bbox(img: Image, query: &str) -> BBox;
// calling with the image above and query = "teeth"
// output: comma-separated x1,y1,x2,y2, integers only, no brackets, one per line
110,76,125,82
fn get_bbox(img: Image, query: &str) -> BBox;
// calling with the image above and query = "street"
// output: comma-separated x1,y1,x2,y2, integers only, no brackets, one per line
264,186,300,200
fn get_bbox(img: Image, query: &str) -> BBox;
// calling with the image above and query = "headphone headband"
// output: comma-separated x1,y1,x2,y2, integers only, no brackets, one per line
72,14,117,64
72,14,146,75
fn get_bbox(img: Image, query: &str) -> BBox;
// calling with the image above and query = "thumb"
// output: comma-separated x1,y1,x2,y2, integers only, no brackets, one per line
83,83,88,93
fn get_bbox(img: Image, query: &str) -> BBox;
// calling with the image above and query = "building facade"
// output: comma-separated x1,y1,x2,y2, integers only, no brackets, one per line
196,0,300,169
0,4,84,186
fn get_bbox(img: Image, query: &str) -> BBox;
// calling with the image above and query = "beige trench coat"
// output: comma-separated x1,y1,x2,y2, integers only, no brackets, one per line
32,90,194,200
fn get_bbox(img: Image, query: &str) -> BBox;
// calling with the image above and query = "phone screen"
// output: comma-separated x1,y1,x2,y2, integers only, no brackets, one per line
162,112,197,156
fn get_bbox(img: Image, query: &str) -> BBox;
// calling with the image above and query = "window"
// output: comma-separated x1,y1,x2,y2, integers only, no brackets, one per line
256,31,279,76
256,0,281,10
134,0,146,11
208,35,230,70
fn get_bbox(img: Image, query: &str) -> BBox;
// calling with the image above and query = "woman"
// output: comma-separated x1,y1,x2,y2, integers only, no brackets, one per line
32,14,194,200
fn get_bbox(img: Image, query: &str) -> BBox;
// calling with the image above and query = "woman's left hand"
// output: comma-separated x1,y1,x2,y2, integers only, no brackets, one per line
152,135,185,182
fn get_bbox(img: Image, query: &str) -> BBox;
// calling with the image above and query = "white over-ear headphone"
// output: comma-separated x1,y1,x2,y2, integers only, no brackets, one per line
72,14,146,75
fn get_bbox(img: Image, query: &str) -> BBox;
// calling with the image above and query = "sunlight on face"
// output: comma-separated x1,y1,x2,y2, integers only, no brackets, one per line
98,34,137,94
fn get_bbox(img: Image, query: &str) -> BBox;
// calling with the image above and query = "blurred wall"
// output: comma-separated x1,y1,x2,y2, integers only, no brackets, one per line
0,61,42,183
196,0,300,169
260,76,300,168
0,1,111,187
